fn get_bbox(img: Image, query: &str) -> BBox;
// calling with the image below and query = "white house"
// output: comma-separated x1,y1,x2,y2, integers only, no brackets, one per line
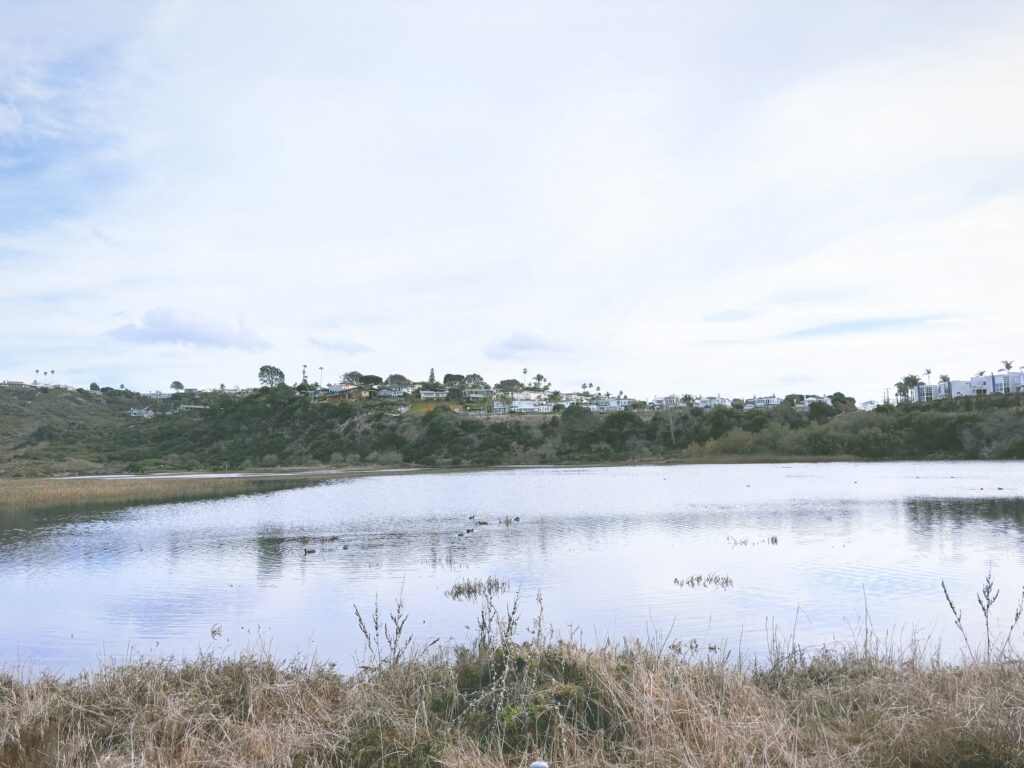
911,379,972,402
586,397,636,412
693,396,732,410
419,389,449,400
793,395,833,412
969,372,1024,396
378,386,413,399
743,395,782,411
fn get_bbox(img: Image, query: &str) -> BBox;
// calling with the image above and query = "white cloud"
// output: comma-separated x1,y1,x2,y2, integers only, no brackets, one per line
485,331,566,361
109,308,268,351
2,2,1023,401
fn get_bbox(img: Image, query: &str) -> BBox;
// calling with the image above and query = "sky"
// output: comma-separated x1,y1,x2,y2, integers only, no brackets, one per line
2,1,1023,402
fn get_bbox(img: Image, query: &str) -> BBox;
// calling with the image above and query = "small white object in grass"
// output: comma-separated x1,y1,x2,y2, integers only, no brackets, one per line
530,763,550,768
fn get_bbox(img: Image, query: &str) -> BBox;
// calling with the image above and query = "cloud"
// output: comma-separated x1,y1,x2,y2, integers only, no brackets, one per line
485,331,565,360
109,308,268,350
704,309,760,323
0,104,21,135
308,336,372,354
780,316,943,339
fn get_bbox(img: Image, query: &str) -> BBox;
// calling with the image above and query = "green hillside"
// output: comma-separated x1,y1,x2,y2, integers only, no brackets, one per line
2,385,1023,477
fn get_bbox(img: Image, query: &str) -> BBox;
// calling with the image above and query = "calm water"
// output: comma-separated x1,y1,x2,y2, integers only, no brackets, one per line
3,462,1024,671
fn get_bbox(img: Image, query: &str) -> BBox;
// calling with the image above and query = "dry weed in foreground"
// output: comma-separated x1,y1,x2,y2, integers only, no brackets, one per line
2,592,1024,768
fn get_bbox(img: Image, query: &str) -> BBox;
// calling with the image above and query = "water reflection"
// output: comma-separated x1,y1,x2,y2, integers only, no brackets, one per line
1,461,1023,672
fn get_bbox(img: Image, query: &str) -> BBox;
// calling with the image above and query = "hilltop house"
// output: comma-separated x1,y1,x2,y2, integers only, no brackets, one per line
378,386,413,399
908,372,1021,403
693,396,731,410
793,395,833,413
743,395,782,411
419,389,448,400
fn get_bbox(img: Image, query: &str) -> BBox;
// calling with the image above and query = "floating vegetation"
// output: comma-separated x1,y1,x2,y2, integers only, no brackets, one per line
675,573,734,589
499,515,521,526
727,535,779,547
445,576,510,601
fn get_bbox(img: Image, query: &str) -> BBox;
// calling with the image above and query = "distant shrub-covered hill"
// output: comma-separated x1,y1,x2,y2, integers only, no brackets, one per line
1,385,1023,477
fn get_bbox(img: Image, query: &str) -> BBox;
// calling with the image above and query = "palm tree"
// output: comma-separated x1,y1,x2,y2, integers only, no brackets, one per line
901,374,922,402
923,368,932,385
894,381,909,404
34,369,39,384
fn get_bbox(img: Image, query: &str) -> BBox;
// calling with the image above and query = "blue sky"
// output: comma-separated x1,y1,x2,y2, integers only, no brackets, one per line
2,1,1023,401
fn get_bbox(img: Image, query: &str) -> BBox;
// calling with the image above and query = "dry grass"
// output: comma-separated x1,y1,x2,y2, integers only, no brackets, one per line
2,617,1023,767
0,476,319,514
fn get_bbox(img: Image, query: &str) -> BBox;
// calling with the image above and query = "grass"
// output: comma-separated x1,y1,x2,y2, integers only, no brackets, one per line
2,612,1023,767
674,573,734,589
446,576,511,601
0,476,320,514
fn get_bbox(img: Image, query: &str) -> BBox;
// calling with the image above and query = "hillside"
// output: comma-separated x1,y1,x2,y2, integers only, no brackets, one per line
2,385,1024,477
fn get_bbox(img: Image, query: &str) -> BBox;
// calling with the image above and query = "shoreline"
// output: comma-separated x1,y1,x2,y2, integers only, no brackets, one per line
24,453,879,482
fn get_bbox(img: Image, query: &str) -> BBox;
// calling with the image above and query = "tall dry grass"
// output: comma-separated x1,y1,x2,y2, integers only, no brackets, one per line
0,476,319,514
2,593,1023,768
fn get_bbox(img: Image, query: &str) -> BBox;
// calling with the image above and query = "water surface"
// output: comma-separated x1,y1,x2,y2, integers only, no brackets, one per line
2,462,1023,671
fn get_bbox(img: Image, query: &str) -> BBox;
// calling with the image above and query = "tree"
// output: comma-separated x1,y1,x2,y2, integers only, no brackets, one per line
443,373,466,387
428,368,436,385
343,371,363,384
359,374,383,386
496,378,523,391
901,374,922,403
830,392,857,412
464,373,489,389
385,373,411,387
923,368,932,385
258,365,286,387
89,382,100,391
171,381,184,392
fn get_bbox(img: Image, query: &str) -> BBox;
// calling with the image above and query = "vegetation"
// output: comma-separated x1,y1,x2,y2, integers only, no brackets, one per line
445,576,511,601
3,385,1024,477
0,476,320,514
2,591,1023,768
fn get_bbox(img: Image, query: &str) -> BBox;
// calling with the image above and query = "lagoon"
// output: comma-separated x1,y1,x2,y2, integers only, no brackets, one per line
2,461,1023,671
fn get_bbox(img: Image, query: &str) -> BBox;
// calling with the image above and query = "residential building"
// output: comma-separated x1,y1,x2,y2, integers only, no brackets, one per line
793,395,833,413
969,372,1024,396
378,386,412,398
127,407,154,418
419,389,449,400
693,396,731,410
743,395,782,411
650,395,680,409
586,396,636,412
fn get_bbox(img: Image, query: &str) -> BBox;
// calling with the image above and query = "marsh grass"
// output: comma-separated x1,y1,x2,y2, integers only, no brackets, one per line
446,576,511,601
675,573,734,589
0,476,319,514
3,593,1024,768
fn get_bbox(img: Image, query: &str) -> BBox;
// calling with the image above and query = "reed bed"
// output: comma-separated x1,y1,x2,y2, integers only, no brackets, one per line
0,476,319,514
2,607,1023,768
